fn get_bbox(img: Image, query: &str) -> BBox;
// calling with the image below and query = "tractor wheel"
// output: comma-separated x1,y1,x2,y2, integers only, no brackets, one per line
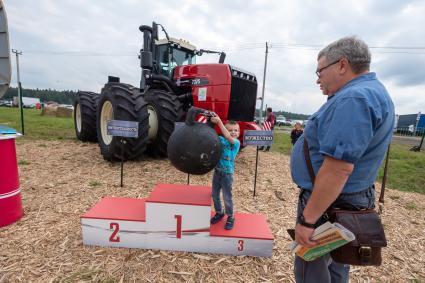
96,83,149,161
74,91,100,142
144,89,184,157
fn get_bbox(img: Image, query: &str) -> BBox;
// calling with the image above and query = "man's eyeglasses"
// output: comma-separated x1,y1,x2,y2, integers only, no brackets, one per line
315,59,341,78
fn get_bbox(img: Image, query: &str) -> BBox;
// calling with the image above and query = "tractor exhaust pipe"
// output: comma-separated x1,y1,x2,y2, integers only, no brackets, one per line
139,23,159,92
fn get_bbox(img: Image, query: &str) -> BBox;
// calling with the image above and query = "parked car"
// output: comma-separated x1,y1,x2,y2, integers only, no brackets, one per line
276,116,286,126
282,119,291,126
0,100,12,107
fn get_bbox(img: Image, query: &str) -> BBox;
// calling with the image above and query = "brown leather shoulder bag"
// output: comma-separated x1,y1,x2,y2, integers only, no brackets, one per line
303,139,388,266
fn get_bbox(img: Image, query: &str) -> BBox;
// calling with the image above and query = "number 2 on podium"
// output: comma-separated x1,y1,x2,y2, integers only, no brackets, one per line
109,222,120,242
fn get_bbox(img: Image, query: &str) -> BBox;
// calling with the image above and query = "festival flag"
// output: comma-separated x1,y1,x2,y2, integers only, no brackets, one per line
262,121,272,131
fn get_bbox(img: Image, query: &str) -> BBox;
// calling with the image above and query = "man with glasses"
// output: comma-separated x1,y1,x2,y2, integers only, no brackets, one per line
290,36,394,282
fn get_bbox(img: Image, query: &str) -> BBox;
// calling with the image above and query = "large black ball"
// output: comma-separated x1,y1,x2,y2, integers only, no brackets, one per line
168,122,221,175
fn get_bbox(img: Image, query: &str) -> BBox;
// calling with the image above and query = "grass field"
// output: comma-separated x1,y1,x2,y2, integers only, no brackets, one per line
1,106,424,194
271,131,425,194
0,107,75,140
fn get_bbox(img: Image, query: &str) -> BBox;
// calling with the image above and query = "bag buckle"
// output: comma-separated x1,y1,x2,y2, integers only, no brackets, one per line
359,246,372,263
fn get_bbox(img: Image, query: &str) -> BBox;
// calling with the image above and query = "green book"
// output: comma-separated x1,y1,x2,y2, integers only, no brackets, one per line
290,222,355,261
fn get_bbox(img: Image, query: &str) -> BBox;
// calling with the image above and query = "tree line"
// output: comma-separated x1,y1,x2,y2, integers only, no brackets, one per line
3,87,77,105
3,87,310,119
255,109,309,120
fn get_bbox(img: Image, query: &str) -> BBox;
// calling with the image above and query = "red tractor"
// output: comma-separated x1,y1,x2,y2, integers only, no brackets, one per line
74,22,260,161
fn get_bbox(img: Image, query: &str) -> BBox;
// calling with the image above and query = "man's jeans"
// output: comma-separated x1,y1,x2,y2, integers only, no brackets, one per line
212,169,234,217
295,186,376,283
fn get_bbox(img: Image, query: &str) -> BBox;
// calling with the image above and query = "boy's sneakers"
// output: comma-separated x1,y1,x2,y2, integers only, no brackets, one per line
224,216,235,230
210,212,224,224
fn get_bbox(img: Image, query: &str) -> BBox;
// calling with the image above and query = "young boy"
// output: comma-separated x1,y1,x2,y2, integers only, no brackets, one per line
210,115,240,230
290,122,303,145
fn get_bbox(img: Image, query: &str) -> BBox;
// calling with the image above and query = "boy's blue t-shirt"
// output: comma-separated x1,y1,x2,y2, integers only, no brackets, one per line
216,136,240,174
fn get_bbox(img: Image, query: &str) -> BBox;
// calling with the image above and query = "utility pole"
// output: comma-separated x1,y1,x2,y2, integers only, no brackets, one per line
12,49,24,135
259,42,269,123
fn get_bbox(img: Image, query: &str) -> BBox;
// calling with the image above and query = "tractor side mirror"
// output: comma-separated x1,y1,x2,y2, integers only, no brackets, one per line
152,22,159,40
219,52,226,64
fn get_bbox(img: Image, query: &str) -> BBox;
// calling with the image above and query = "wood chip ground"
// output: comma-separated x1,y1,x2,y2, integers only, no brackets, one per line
0,140,424,282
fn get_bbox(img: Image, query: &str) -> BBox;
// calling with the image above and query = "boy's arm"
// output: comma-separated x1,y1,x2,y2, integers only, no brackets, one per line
210,116,236,144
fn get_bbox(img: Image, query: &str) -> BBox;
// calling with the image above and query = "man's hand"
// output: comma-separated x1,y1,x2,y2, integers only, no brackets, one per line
295,223,317,248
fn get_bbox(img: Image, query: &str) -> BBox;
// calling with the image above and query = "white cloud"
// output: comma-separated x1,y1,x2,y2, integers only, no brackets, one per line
3,0,424,115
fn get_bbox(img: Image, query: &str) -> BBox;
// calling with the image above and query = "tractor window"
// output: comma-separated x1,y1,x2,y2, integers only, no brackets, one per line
156,45,196,77
156,45,170,76
172,48,196,66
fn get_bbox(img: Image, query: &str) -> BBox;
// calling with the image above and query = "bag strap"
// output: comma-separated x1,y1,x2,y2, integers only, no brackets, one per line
303,139,315,185
302,138,390,213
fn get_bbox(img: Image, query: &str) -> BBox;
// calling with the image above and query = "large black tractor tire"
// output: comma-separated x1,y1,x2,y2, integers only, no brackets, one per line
96,83,149,162
144,89,184,157
74,91,100,142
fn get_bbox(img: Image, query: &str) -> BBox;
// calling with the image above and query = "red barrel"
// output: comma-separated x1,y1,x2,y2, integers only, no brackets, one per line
0,137,23,227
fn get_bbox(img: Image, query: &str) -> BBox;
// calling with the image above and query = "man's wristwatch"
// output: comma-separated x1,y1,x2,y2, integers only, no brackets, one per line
299,214,316,228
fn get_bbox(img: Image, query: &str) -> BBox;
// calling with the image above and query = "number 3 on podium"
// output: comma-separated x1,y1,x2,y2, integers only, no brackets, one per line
238,240,244,251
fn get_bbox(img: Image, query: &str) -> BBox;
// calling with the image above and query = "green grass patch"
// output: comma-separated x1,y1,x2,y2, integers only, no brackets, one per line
18,160,30,165
88,180,101,187
272,132,425,194
0,107,75,141
271,131,293,155
377,144,425,194
406,203,418,210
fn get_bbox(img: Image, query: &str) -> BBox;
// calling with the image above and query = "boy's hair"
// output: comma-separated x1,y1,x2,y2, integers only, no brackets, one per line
267,107,272,112
225,120,239,127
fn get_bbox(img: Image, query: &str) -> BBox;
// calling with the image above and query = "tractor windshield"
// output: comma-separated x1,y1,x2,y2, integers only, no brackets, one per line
172,48,196,66
156,44,196,77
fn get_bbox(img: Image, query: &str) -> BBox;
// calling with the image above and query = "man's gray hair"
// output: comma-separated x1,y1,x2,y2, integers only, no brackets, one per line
318,36,371,74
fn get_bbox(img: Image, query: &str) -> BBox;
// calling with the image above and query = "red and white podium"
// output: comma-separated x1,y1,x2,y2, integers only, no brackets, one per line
0,133,24,228
81,184,274,257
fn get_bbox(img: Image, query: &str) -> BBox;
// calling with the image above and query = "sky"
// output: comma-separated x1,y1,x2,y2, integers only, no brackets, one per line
2,0,425,115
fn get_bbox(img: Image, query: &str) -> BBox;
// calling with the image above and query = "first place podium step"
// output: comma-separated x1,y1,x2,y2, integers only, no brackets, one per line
81,183,274,257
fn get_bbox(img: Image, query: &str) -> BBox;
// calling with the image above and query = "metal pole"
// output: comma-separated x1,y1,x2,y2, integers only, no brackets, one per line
418,130,425,150
12,49,24,135
120,139,124,187
259,42,269,123
379,144,391,213
253,146,259,197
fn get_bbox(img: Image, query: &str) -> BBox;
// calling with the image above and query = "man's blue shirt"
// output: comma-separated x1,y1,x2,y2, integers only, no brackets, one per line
290,72,395,193
216,136,240,174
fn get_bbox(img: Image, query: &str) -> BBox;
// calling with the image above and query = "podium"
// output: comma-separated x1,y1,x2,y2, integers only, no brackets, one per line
0,131,23,227
81,184,274,257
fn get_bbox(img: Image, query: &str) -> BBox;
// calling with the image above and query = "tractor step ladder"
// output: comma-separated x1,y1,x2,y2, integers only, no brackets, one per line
81,183,274,257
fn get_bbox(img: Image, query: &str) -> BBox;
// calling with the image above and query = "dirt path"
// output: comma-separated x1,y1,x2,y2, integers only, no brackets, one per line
0,140,424,282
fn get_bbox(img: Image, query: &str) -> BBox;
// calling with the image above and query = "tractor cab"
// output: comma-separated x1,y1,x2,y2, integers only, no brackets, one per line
155,37,197,77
